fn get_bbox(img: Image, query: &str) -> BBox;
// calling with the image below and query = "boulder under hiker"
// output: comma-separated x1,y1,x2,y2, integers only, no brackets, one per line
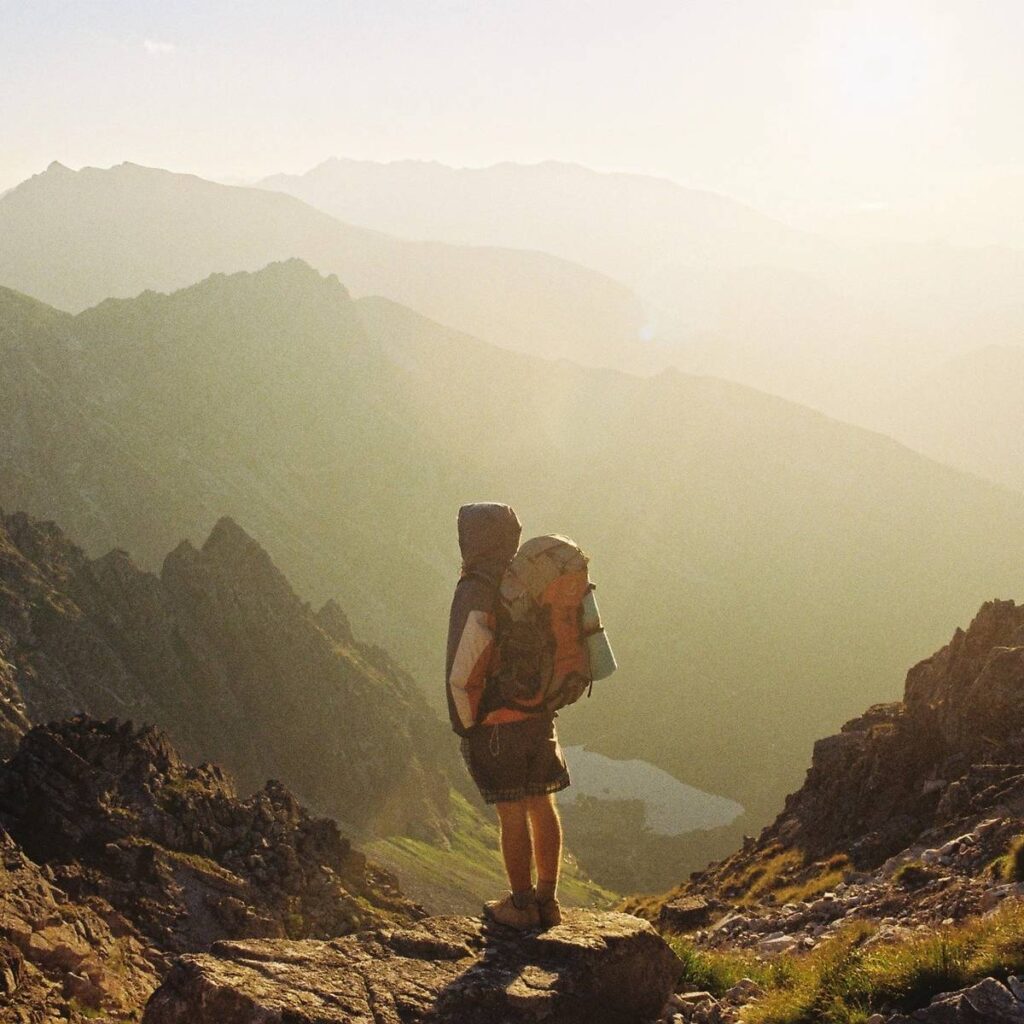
445,502,570,930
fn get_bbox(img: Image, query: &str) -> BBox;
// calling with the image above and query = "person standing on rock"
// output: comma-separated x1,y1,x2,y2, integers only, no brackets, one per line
445,502,570,930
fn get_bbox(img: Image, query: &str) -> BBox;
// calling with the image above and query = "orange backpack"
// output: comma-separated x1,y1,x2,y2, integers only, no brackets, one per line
484,535,615,716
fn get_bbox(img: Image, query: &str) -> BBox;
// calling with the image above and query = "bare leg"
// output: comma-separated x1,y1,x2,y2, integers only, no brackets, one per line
526,793,562,892
495,799,533,892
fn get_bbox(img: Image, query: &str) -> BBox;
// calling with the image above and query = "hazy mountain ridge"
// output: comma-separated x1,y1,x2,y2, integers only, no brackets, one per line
260,157,825,278
262,158,1024,489
0,160,645,368
869,344,1024,493
8,156,1024,492
260,157,1024,357
4,260,1024,843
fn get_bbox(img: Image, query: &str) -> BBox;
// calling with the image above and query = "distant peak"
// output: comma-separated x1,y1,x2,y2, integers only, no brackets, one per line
93,547,137,571
166,260,352,308
242,259,351,298
167,538,198,559
45,160,73,175
201,515,278,569
195,517,296,601
203,516,255,552
255,257,319,278
160,539,199,576
160,520,284,590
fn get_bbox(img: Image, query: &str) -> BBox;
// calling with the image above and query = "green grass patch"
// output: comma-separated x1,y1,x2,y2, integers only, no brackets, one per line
732,899,1024,1024
118,834,245,887
367,790,616,915
714,848,852,907
669,936,797,997
774,857,851,906
165,847,245,885
996,835,1024,883
67,997,106,1019
734,849,804,901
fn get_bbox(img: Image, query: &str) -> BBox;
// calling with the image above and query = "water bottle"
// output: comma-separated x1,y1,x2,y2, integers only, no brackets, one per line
581,588,617,681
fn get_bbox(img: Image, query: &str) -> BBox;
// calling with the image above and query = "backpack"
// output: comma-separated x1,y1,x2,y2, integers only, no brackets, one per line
483,535,616,717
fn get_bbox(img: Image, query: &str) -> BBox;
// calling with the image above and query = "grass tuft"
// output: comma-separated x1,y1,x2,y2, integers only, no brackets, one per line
997,835,1024,883
678,899,1024,1024
774,856,851,905
893,861,939,889
669,936,797,997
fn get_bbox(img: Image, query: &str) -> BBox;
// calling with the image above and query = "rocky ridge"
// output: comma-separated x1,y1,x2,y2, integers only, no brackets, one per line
0,508,451,841
0,716,422,1022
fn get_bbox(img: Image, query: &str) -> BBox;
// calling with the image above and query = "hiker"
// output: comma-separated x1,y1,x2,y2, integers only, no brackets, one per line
445,502,570,930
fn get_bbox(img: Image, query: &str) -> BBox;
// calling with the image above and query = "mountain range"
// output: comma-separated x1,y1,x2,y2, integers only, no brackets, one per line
261,158,1024,373
4,259,1024,839
263,158,1024,489
6,158,1024,493
0,160,644,368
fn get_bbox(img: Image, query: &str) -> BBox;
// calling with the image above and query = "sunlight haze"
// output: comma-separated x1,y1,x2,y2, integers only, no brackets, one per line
4,0,1022,218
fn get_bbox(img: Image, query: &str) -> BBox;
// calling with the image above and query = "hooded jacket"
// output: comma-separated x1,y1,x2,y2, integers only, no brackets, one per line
445,502,523,735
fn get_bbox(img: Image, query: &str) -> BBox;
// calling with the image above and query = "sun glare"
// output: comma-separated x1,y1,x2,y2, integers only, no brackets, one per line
814,7,940,118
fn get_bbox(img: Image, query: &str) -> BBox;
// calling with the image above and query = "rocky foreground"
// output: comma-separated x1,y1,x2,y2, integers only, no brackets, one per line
0,717,422,1022
0,717,683,1023
143,911,679,1024
8,596,1024,1023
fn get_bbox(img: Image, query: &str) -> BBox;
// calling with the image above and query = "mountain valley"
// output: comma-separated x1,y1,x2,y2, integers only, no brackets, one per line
4,260,1024,849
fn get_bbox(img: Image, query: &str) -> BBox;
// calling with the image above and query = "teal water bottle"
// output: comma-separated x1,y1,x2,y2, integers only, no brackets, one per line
581,588,617,681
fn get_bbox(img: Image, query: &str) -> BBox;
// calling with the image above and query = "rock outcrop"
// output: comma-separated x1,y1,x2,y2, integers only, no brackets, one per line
888,976,1024,1023
0,718,421,954
775,598,1024,867
0,822,160,1022
143,910,681,1024
0,509,451,840
640,599,1024,922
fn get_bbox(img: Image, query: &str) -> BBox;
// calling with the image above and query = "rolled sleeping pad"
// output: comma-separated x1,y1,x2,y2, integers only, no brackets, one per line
582,589,617,680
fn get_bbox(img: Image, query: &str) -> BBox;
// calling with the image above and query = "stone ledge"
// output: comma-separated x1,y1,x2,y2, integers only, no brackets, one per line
142,910,681,1024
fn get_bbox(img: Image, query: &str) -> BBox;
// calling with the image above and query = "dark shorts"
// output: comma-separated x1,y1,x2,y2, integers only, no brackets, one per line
460,715,571,805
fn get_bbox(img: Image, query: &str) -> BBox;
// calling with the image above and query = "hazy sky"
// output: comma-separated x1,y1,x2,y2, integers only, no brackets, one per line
3,0,1023,215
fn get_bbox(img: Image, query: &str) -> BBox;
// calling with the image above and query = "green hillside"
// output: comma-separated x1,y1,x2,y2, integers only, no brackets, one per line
367,793,615,914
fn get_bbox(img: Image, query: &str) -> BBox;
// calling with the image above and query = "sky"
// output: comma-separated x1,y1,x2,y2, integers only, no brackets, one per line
2,0,1023,217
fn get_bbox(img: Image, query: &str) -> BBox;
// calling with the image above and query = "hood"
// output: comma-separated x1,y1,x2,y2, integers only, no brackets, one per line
458,503,521,581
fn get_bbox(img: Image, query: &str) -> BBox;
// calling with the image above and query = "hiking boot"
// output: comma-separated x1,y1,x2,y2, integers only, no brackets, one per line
483,892,540,930
537,896,562,929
